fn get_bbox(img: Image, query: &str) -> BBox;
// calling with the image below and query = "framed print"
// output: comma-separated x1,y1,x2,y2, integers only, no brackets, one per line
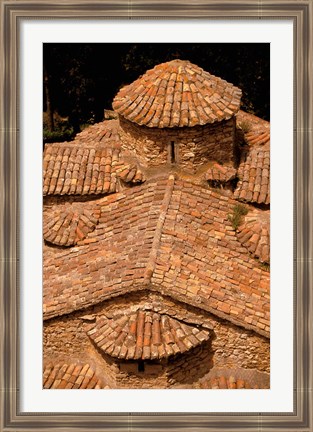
1,1,312,431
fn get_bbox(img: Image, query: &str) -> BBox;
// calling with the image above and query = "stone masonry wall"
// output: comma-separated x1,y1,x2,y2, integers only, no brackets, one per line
95,342,213,389
118,116,236,172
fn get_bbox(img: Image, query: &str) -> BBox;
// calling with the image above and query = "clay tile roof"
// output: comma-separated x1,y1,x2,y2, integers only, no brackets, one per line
43,207,100,247
43,177,270,338
196,367,270,389
43,363,104,389
205,163,237,183
237,211,270,263
234,147,270,205
73,119,120,146
112,59,242,128
86,310,210,360
237,110,270,145
244,130,270,147
43,144,145,196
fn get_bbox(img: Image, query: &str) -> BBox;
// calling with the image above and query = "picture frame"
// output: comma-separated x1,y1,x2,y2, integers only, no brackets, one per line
0,1,312,431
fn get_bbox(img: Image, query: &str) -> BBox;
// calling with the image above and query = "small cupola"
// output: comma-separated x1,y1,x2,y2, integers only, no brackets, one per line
113,59,242,172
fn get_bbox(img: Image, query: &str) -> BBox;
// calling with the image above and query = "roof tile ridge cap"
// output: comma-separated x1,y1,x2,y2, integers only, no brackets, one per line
144,175,175,285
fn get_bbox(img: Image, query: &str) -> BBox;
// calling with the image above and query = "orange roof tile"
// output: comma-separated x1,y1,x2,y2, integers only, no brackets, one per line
244,130,270,147
43,363,104,389
237,211,270,263
196,367,270,389
113,60,242,128
236,110,270,138
43,207,100,247
234,147,270,205
205,163,237,183
87,309,211,360
43,144,145,196
43,177,270,337
74,119,120,147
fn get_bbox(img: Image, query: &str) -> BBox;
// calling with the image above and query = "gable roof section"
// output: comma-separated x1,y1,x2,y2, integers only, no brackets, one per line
113,59,242,128
149,179,269,335
43,180,167,318
43,144,145,196
43,177,269,337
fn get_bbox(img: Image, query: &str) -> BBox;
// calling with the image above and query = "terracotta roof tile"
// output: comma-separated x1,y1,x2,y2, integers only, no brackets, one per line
86,309,210,360
234,147,270,205
43,178,269,338
43,363,104,389
205,163,237,183
237,211,270,264
43,207,100,247
73,119,120,147
113,60,242,128
244,130,270,147
43,145,145,196
196,367,270,389
43,180,169,319
237,110,270,139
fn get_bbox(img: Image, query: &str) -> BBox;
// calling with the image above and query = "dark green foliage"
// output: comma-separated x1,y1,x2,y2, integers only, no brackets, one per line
43,112,74,143
228,204,249,231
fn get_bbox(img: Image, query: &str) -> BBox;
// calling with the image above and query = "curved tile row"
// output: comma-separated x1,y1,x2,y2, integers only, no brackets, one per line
234,147,270,205
43,363,104,389
43,144,145,196
43,208,99,247
86,309,211,360
237,212,270,264
196,367,270,389
113,59,242,128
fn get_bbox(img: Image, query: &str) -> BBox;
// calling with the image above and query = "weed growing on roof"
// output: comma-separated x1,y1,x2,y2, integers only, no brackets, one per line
238,120,252,134
228,204,248,231
260,262,270,272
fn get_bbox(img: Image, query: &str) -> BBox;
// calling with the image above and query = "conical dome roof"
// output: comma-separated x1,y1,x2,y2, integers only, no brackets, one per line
113,59,242,128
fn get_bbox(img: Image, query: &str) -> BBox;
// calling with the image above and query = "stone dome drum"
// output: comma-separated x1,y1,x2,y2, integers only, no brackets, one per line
112,59,242,128
112,60,242,172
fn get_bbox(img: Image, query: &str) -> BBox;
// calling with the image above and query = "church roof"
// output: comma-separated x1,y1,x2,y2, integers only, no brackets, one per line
112,59,242,128
43,176,270,337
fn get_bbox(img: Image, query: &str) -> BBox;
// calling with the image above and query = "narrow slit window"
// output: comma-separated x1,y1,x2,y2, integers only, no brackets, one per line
138,361,145,373
170,141,175,163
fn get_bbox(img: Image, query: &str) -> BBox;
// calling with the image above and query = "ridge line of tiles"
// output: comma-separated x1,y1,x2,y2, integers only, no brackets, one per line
144,175,176,284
